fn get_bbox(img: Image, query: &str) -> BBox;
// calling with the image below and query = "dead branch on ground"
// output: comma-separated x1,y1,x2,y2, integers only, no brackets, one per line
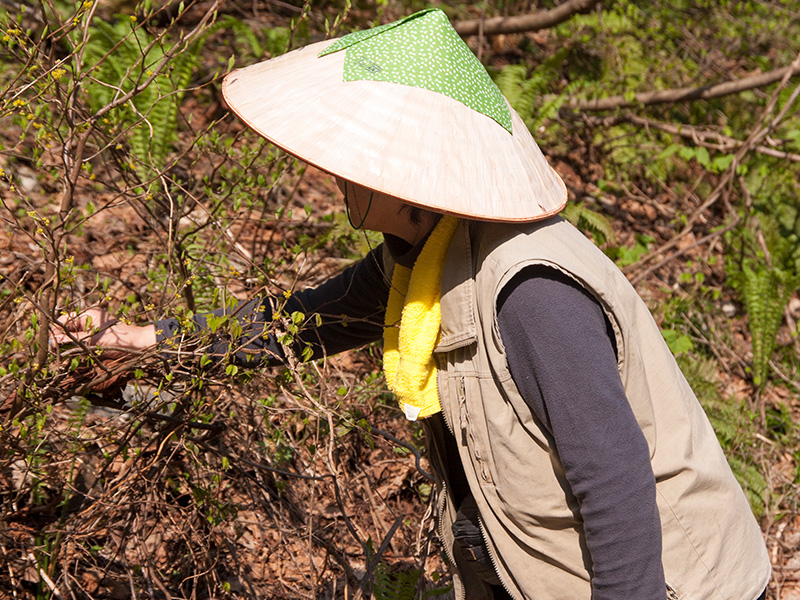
453,0,602,37
624,50,800,283
584,114,800,163
569,62,800,112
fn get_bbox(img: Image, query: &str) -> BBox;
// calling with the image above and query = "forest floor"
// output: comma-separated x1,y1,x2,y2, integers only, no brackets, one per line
0,2,798,598
1,155,798,598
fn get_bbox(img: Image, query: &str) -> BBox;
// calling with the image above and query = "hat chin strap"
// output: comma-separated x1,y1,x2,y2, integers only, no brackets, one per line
345,185,374,229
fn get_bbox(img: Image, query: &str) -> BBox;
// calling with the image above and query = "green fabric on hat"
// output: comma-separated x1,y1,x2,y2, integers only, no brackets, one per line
319,9,512,133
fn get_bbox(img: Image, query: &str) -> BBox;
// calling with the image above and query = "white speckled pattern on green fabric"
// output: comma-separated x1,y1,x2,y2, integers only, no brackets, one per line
319,9,512,132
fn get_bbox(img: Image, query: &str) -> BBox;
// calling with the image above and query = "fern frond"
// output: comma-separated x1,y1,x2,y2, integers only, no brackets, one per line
141,76,177,171
531,79,583,132
170,50,199,94
740,264,795,388
562,202,615,245
727,454,768,518
492,64,527,111
373,563,419,600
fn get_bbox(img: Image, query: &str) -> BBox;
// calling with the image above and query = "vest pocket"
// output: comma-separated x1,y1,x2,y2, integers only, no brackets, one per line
457,376,494,486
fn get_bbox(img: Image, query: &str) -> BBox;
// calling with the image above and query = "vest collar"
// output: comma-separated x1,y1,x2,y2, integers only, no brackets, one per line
436,220,479,352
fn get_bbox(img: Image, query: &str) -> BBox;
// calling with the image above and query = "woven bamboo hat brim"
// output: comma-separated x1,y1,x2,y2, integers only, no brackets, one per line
222,12,567,222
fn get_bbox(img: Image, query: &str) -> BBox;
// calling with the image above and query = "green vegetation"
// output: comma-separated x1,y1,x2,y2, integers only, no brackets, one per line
0,0,797,597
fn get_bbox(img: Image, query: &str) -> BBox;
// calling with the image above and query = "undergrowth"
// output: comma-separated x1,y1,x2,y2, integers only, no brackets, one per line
0,0,798,598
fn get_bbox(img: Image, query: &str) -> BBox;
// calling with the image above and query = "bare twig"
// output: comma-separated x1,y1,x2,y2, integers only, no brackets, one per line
31,125,94,381
629,214,740,286
91,1,223,121
360,476,390,543
586,114,800,163
454,0,602,37
624,49,800,280
569,61,800,112
372,427,434,482
476,0,486,63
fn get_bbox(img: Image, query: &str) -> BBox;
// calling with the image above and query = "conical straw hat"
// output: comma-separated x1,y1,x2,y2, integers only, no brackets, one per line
222,9,566,222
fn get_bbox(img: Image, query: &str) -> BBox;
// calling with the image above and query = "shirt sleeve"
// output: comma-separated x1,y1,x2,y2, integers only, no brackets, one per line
155,244,391,367
496,265,665,600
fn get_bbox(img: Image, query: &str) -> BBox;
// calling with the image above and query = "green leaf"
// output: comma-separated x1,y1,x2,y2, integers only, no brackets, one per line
657,143,680,160
711,154,735,172
678,146,696,161
694,146,710,168
661,328,694,354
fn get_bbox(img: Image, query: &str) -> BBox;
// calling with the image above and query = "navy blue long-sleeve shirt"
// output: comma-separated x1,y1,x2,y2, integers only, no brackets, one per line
157,245,389,366
497,266,663,600
156,238,664,599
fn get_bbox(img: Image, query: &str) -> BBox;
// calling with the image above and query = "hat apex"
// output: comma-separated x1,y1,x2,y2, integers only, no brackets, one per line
319,9,512,132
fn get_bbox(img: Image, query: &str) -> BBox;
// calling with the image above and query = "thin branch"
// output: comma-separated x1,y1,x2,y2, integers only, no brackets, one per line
31,125,94,380
586,114,800,162
453,0,602,37
372,427,434,482
623,49,800,278
629,214,740,287
569,62,800,112
92,0,222,121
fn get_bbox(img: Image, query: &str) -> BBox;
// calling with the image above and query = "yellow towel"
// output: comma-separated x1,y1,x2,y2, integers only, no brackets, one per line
383,215,460,420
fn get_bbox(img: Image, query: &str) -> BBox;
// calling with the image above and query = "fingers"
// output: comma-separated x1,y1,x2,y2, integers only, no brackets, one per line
51,308,156,355
51,308,118,346
58,308,116,331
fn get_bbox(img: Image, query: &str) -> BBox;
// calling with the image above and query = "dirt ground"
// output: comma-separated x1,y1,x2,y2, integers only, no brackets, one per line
0,3,798,598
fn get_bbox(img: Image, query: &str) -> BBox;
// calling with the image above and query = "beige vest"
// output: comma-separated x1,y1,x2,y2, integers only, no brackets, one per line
427,218,770,600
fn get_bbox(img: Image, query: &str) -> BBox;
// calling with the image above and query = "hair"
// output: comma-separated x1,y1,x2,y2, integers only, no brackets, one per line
401,204,425,225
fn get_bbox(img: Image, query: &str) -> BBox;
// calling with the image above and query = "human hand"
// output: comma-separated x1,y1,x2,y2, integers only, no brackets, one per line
52,308,157,354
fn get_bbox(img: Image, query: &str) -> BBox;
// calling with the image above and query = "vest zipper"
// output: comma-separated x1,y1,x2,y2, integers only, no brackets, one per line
433,361,466,600
477,513,523,600
436,480,466,600
440,388,457,439
666,582,681,600
446,372,512,598
457,377,492,485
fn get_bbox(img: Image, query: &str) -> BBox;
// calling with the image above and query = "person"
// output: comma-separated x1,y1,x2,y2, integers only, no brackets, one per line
56,9,771,600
